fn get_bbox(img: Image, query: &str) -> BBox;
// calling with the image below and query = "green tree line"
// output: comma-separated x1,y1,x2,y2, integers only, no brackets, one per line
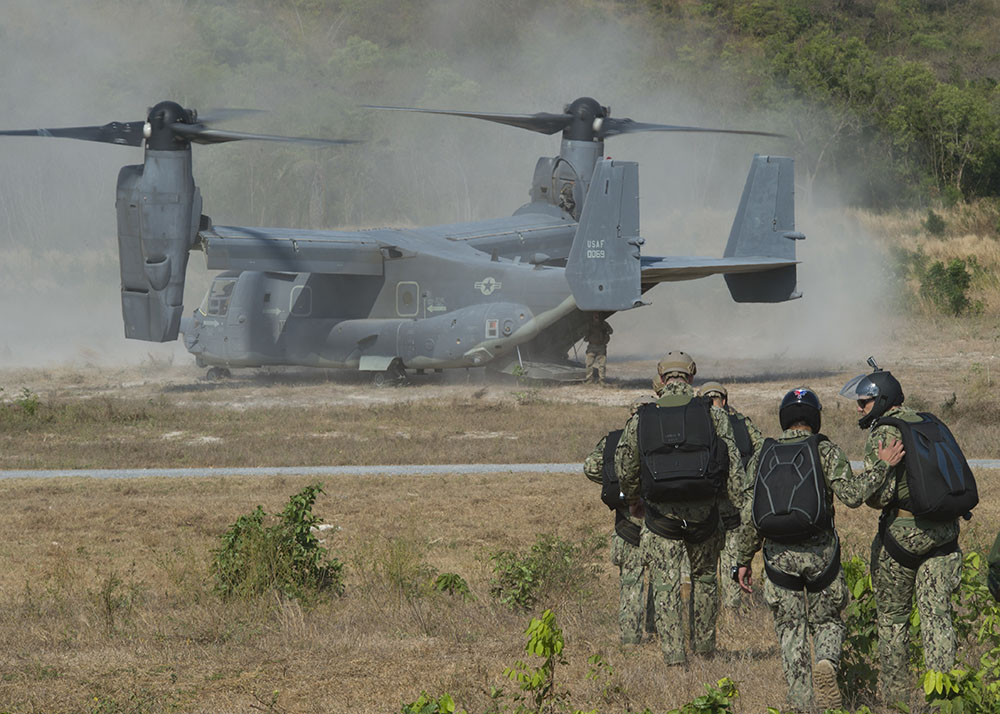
4,0,1000,244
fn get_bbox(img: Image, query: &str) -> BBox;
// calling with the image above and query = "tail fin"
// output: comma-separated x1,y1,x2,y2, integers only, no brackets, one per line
565,158,643,311
723,155,803,302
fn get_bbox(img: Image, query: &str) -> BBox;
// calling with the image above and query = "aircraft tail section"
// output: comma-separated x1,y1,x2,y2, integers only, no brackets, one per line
565,158,643,311
722,155,803,302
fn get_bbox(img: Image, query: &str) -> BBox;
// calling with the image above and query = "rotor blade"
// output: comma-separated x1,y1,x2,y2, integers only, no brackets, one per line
364,105,573,135
170,124,358,146
195,108,267,124
0,121,146,146
599,117,785,139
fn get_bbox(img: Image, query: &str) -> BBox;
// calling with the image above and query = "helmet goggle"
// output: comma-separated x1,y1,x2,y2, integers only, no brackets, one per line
839,374,880,400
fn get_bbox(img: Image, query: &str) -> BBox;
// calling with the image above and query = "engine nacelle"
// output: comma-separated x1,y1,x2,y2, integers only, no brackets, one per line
115,148,201,341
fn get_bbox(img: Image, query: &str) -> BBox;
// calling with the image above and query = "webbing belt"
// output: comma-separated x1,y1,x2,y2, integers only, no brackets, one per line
878,511,958,571
614,510,641,547
644,505,719,544
764,535,842,593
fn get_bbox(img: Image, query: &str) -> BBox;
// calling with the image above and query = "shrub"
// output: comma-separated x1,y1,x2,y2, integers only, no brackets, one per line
839,556,878,702
920,258,975,315
211,483,344,601
489,533,600,610
925,209,947,236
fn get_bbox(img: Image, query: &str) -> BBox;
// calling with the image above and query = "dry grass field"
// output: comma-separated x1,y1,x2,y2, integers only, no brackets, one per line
0,314,999,713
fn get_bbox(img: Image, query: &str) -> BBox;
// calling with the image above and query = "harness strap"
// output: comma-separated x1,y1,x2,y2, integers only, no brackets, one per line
763,535,842,593
614,510,641,547
644,505,719,544
878,510,959,571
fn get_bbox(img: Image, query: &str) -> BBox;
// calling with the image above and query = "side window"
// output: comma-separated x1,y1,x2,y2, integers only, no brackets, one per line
204,277,237,316
291,285,312,316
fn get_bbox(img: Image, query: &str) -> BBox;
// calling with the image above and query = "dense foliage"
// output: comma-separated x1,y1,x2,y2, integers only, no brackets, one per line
6,0,1000,246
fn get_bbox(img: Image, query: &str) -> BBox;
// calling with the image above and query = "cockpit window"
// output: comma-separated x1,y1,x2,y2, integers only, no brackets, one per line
200,277,237,316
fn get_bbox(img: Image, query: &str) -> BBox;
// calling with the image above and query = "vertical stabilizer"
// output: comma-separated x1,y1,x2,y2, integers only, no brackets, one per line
723,155,803,302
565,158,643,311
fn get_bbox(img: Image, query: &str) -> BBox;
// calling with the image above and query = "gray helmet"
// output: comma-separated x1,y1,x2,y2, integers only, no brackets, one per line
840,362,904,429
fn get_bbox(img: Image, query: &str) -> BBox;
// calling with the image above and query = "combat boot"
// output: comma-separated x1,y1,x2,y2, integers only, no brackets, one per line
813,658,842,711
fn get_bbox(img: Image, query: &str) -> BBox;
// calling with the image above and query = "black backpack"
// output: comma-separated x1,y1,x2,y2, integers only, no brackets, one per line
600,429,625,509
752,434,831,542
636,399,726,502
875,412,978,521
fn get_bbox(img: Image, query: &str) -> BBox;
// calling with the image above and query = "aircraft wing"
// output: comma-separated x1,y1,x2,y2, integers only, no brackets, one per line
198,225,386,275
640,255,798,284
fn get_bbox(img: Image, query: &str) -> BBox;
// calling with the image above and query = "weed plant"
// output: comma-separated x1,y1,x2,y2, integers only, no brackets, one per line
211,483,344,602
489,533,603,610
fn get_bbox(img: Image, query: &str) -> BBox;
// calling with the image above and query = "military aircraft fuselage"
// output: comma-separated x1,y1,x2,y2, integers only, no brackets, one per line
1,97,801,381
183,206,587,372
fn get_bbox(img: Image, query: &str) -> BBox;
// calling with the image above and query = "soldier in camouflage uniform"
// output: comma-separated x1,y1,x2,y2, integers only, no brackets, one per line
736,388,903,713
616,352,747,666
842,366,965,707
583,313,613,385
584,401,656,643
699,381,764,610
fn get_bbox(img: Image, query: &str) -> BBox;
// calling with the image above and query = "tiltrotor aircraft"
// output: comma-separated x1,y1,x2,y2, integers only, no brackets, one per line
1,97,804,383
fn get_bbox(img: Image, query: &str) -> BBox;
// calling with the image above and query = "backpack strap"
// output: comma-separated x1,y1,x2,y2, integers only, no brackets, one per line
763,534,842,593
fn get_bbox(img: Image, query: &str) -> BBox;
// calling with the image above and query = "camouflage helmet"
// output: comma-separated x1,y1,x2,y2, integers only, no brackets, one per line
629,396,654,415
656,351,696,379
699,381,727,400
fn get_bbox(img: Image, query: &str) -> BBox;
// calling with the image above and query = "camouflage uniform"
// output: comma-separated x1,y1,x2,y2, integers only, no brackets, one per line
583,317,613,384
989,532,1000,602
616,381,746,665
584,435,654,643
738,427,886,712
861,405,963,706
719,408,764,609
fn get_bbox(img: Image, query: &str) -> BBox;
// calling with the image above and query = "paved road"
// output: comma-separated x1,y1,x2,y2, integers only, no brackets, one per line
2,461,1000,480
0,464,582,480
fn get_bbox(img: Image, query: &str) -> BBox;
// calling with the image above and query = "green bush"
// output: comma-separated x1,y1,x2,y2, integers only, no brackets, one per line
920,258,976,315
489,533,600,610
211,483,344,601
839,556,879,702
925,209,947,235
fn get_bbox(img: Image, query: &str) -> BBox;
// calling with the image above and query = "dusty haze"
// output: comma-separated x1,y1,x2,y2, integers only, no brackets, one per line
0,0,890,372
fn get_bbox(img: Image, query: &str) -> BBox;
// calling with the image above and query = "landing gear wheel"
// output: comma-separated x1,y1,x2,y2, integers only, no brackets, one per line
371,360,408,387
206,366,231,380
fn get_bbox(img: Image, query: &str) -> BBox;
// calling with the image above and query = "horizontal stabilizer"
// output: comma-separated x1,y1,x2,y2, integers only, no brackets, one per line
640,255,797,284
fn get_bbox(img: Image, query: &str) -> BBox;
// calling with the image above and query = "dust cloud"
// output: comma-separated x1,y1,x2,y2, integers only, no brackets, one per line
0,0,890,374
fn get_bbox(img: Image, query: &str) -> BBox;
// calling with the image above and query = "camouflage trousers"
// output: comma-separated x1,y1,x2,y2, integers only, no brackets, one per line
871,533,962,706
584,351,607,383
611,532,655,643
640,524,723,665
762,540,847,712
719,528,742,608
